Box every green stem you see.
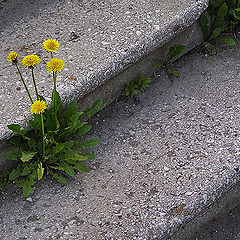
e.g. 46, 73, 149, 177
31, 68, 39, 100
53, 72, 57, 113
15, 63, 33, 104
41, 113, 45, 159
50, 52, 53, 58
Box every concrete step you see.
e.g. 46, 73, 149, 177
1, 40, 240, 240
0, 0, 208, 170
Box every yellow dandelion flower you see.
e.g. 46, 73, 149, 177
7, 51, 19, 63
30, 100, 47, 114
21, 55, 41, 68
46, 58, 65, 73
43, 39, 60, 52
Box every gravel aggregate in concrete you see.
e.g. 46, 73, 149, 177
0, 0, 208, 143
0, 40, 239, 239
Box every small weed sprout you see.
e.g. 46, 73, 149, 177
156, 45, 185, 77
123, 73, 152, 98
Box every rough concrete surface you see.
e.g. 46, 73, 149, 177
0, 40, 240, 239
0, 0, 208, 143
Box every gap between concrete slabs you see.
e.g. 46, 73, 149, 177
0, 0, 208, 171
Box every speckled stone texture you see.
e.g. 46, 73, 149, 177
0, 0, 208, 144
0, 41, 239, 239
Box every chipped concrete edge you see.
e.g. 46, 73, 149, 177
0, 2, 208, 172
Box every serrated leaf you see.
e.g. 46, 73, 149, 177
80, 139, 100, 149
83, 99, 103, 118
59, 114, 87, 139
46, 115, 59, 132
37, 162, 44, 180
200, 14, 210, 39
210, 0, 224, 8
125, 88, 130, 96
217, 37, 236, 46
215, 3, 228, 26
85, 152, 96, 160
51, 172, 67, 184
16, 178, 26, 187
7, 124, 30, 140
233, 9, 240, 20
217, 3, 228, 19
65, 150, 88, 161
203, 41, 211, 48
167, 45, 175, 58
209, 27, 222, 40
76, 124, 92, 137
156, 60, 164, 67
9, 165, 22, 180
169, 45, 185, 60
27, 139, 36, 149
51, 143, 65, 157
75, 162, 88, 172
73, 153, 88, 161
20, 151, 37, 163
229, 8, 234, 15
220, 22, 230, 31
92, 99, 103, 112
21, 166, 31, 176
168, 67, 179, 77
64, 99, 78, 119
64, 140, 75, 149
29, 114, 41, 131
61, 163, 75, 176
0, 170, 9, 188
23, 180, 34, 196
49, 165, 64, 170
9, 168, 21, 180
5, 148, 19, 161
8, 136, 22, 147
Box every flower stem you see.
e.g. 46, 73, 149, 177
50, 52, 53, 59
40, 113, 45, 159
53, 72, 57, 113
31, 68, 39, 100
15, 63, 33, 104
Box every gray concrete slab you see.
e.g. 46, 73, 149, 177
0, 40, 239, 239
0, 0, 208, 145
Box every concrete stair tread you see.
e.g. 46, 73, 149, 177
0, 0, 207, 143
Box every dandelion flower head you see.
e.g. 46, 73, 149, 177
21, 55, 41, 68
46, 58, 65, 73
43, 39, 60, 52
30, 100, 47, 114
7, 51, 19, 63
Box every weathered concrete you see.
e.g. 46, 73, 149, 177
0, 0, 207, 149
0, 40, 239, 239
